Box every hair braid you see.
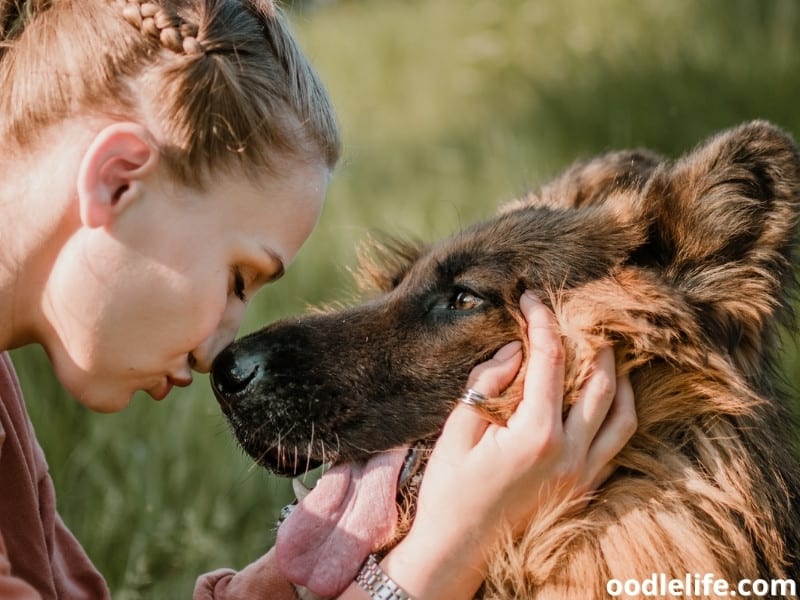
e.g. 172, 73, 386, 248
119, 0, 203, 55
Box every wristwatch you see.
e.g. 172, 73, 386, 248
355, 554, 413, 600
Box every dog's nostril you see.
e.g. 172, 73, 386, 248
211, 347, 260, 398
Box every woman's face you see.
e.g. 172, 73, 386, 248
43, 160, 328, 412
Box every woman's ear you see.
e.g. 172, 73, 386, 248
77, 122, 160, 228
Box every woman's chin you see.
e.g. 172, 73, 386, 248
70, 383, 134, 413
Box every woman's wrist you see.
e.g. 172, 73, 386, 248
374, 527, 490, 600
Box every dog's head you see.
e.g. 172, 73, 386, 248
210, 121, 800, 596
212, 120, 799, 471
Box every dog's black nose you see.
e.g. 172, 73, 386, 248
211, 346, 260, 399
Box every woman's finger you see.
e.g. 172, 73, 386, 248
563, 346, 617, 455
437, 402, 491, 455
507, 291, 565, 433
587, 463, 615, 492
583, 373, 637, 478
438, 340, 523, 454
464, 340, 523, 393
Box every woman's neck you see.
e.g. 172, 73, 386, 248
0, 181, 42, 351
1, 119, 107, 352
0, 204, 32, 351
0, 159, 81, 352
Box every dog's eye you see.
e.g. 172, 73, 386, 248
450, 290, 483, 311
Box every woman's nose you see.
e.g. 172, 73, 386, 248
191, 337, 232, 373
190, 305, 245, 373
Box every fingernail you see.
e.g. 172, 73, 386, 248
522, 290, 541, 304
494, 340, 522, 361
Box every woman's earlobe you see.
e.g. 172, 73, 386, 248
77, 122, 159, 228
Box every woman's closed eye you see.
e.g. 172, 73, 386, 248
231, 267, 248, 302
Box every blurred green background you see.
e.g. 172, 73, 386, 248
9, 0, 800, 597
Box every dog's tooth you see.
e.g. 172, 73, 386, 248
293, 477, 313, 502
277, 501, 296, 527
398, 447, 423, 488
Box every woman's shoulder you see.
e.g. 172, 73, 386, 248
0, 351, 33, 460
0, 352, 23, 418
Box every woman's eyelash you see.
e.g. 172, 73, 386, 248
232, 268, 247, 302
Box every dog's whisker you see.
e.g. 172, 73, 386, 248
304, 423, 315, 475
251, 444, 274, 473
333, 433, 342, 461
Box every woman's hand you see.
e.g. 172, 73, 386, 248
371, 291, 637, 600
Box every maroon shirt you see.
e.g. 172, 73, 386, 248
0, 352, 109, 599
0, 353, 296, 599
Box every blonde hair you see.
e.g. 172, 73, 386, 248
0, 0, 340, 184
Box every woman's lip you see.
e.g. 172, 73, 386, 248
150, 379, 173, 401
168, 374, 193, 388
147, 374, 192, 401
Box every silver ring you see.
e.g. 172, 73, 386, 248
460, 388, 488, 407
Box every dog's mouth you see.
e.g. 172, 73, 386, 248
258, 447, 325, 477
273, 442, 430, 597
286, 443, 426, 503
252, 442, 426, 483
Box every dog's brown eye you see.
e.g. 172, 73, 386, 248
451, 290, 483, 311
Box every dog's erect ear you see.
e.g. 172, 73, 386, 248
502, 148, 662, 213
642, 120, 800, 375
354, 233, 427, 293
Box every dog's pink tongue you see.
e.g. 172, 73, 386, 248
275, 449, 406, 597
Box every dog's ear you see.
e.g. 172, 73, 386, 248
641, 120, 800, 375
501, 149, 662, 213
354, 233, 427, 293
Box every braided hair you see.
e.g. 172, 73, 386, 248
120, 1, 205, 55
0, 0, 340, 184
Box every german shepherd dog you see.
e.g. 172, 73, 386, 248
212, 121, 800, 598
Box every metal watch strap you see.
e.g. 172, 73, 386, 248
355, 554, 413, 600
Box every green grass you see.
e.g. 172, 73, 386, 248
11, 0, 800, 597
